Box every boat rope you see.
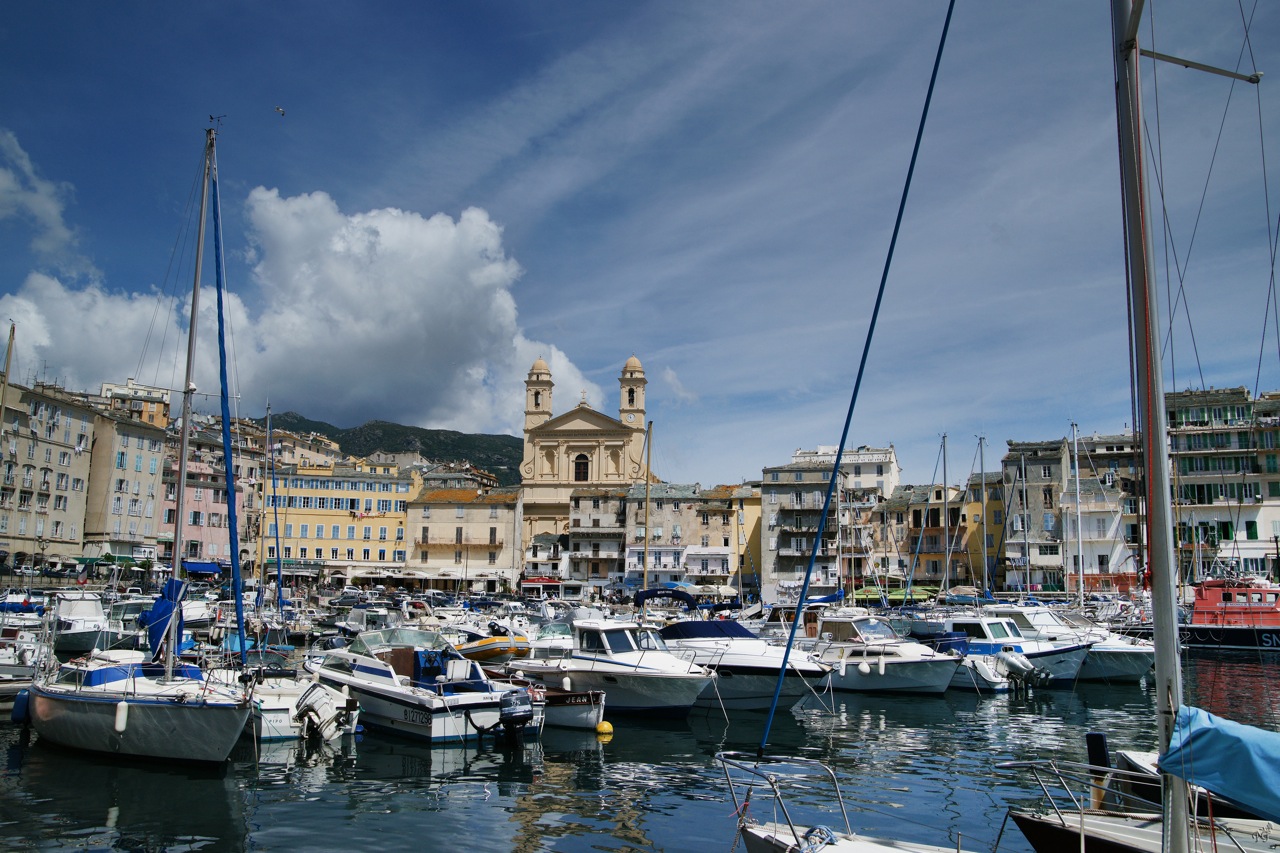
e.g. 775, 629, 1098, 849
757, 0, 957, 758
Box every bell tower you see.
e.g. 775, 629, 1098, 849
618, 354, 646, 430
525, 357, 553, 431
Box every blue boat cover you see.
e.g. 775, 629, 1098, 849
137, 579, 186, 663
659, 620, 757, 641
634, 588, 697, 610
1160, 704, 1280, 823
183, 560, 223, 574
801, 589, 845, 605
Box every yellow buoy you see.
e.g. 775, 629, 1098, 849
596, 720, 613, 736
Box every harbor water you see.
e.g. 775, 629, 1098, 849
2, 651, 1276, 851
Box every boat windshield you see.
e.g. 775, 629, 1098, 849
854, 618, 899, 642
348, 628, 449, 655
535, 621, 573, 640
601, 629, 637, 653
635, 628, 669, 652
997, 620, 1024, 638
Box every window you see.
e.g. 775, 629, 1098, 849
347, 526, 356, 539
489, 526, 497, 545
378, 526, 388, 540
574, 454, 589, 482
455, 527, 463, 544
362, 526, 372, 540
1041, 465, 1052, 478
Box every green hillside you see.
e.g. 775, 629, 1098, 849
263, 412, 523, 486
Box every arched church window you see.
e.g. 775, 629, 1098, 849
533, 391, 542, 408
574, 454, 589, 482
627, 388, 635, 406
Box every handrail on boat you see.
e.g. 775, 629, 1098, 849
716, 750, 854, 844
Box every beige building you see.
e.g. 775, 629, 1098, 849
82, 410, 167, 566
519, 356, 652, 543
406, 486, 522, 593
0, 382, 99, 575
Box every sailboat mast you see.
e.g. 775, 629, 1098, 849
166, 126, 214, 680
1073, 422, 1084, 608
172, 129, 214, 587
0, 322, 13, 442
642, 420, 652, 593
1111, 0, 1189, 845
979, 436, 988, 593
941, 434, 950, 591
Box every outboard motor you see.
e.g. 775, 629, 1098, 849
499, 688, 534, 733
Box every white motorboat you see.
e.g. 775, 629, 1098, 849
931, 612, 1088, 687
657, 618, 828, 709
983, 603, 1154, 683
305, 626, 543, 743
49, 591, 108, 655
808, 612, 960, 695
517, 617, 714, 717
208, 649, 359, 742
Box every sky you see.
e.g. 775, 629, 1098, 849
1, 2, 1278, 490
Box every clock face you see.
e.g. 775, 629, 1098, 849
626, 413, 635, 422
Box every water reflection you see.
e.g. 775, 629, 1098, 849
0, 653, 1273, 853
2, 727, 246, 851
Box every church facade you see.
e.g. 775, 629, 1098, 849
520, 355, 653, 541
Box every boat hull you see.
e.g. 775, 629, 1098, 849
1120, 623, 1280, 651
27, 684, 250, 763
316, 670, 542, 742
821, 657, 959, 695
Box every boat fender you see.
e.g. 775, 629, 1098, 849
836, 660, 847, 678
114, 700, 129, 733
877, 656, 885, 676
562, 676, 572, 692
10, 689, 30, 724
857, 661, 871, 676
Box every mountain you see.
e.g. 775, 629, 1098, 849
262, 412, 524, 486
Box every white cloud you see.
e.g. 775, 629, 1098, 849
0, 187, 599, 437
661, 366, 697, 404
0, 131, 96, 280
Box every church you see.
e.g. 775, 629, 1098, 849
520, 355, 654, 541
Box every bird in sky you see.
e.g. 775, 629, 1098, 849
274, 106, 285, 116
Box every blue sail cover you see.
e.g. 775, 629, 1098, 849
1160, 705, 1280, 823
137, 578, 186, 662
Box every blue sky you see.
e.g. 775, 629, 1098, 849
1, 2, 1277, 489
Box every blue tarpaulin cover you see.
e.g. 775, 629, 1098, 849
137, 579, 186, 663
1160, 704, 1280, 823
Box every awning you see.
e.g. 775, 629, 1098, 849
182, 560, 224, 574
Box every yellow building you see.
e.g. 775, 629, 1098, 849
520, 356, 652, 543
259, 459, 418, 589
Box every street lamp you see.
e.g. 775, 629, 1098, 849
36, 536, 48, 579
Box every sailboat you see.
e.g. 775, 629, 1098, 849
16, 127, 252, 763
1007, 2, 1280, 850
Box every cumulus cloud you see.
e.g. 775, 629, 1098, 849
239, 188, 599, 431
0, 184, 598, 437
0, 131, 96, 279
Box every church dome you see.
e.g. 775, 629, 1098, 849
623, 355, 643, 372
529, 357, 550, 374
